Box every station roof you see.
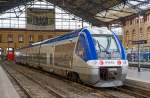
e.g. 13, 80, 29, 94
0, 0, 32, 13
46, 0, 125, 26
0, 0, 149, 26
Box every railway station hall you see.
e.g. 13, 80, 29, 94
0, 0, 150, 98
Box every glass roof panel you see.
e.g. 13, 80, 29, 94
139, 4, 150, 9
128, 0, 150, 10
95, 4, 137, 22
95, 0, 150, 22
129, 1, 140, 5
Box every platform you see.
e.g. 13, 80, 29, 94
129, 62, 150, 68
0, 65, 20, 98
125, 67, 150, 90
127, 67, 150, 83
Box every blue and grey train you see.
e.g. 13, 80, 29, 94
127, 52, 150, 62
15, 27, 128, 87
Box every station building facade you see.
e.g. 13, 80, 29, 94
123, 9, 150, 49
0, 28, 70, 53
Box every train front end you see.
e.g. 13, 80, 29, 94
75, 27, 128, 87
89, 28, 128, 87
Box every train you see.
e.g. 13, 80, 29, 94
0, 48, 14, 61
15, 27, 128, 87
7, 48, 15, 61
127, 52, 150, 62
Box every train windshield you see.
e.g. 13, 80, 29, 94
92, 35, 121, 59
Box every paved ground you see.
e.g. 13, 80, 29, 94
127, 67, 150, 83
0, 65, 20, 98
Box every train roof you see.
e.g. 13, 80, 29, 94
43, 27, 112, 44
88, 27, 112, 35
16, 27, 113, 50
15, 28, 82, 50
43, 29, 81, 44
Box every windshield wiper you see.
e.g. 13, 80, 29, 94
97, 40, 102, 52
96, 40, 110, 54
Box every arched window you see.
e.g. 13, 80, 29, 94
132, 29, 135, 33
132, 29, 136, 40
125, 30, 129, 46
147, 26, 150, 32
140, 27, 143, 33
126, 30, 129, 35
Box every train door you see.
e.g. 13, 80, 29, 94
49, 45, 54, 68
7, 48, 14, 61
41, 44, 54, 72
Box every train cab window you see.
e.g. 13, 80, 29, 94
76, 34, 88, 61
92, 35, 120, 59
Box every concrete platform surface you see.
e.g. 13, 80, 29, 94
127, 67, 150, 83
0, 65, 20, 98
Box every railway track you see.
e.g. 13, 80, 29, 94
6, 70, 29, 98
2, 63, 65, 98
113, 85, 150, 98
2, 61, 150, 98
2, 62, 104, 98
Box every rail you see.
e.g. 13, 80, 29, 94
2, 61, 150, 98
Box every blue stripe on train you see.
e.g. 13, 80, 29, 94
44, 29, 81, 44
112, 31, 126, 60
81, 29, 97, 61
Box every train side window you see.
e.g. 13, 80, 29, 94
76, 34, 88, 61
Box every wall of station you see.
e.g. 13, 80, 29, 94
0, 28, 70, 53
123, 10, 150, 49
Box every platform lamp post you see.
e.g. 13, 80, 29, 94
137, 12, 143, 72
137, 13, 141, 72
